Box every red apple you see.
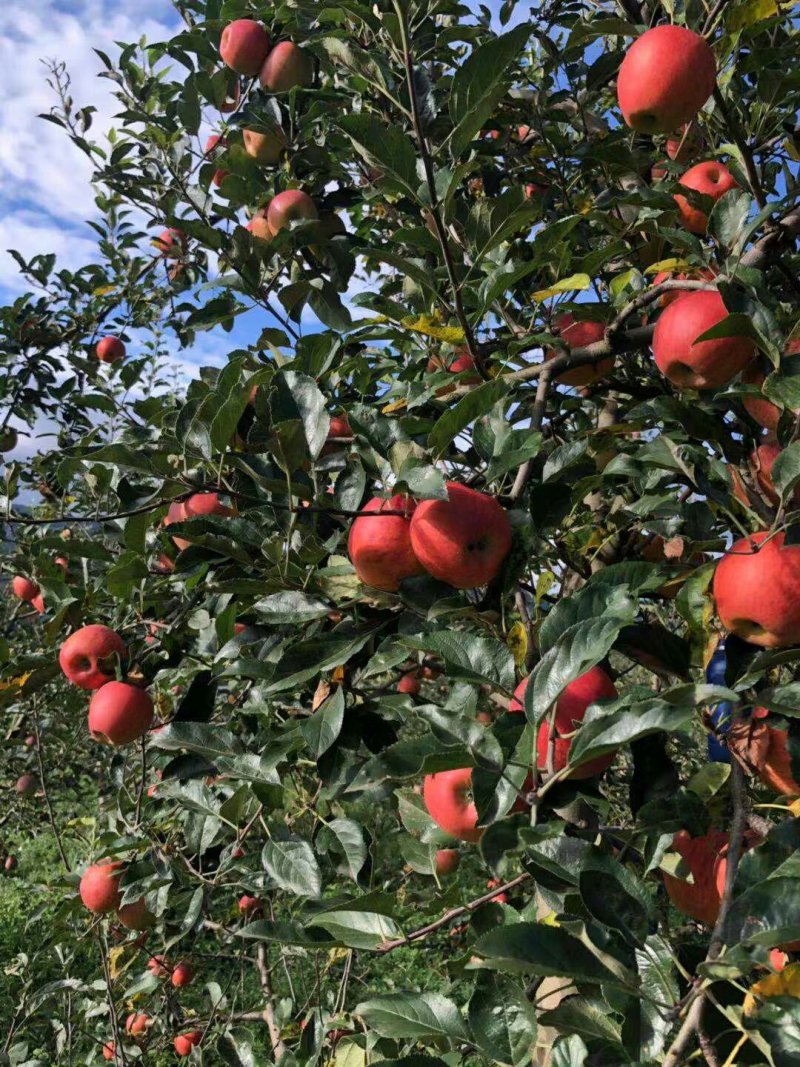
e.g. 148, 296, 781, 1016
11, 576, 39, 602
663, 829, 731, 925
15, 773, 37, 795
348, 494, 424, 592
174, 1031, 203, 1057
753, 716, 800, 796
4, 855, 16, 872
96, 337, 126, 364
59, 625, 125, 689
652, 267, 717, 308
153, 228, 185, 258
117, 898, 155, 931
80, 861, 123, 913
321, 413, 352, 455
617, 26, 716, 134
148, 954, 170, 978
713, 531, 800, 647
674, 161, 738, 234
125, 1013, 151, 1038
165, 492, 235, 551
102, 1041, 117, 1062
54, 555, 68, 573
88, 681, 153, 745
247, 214, 273, 243
486, 878, 508, 904
548, 313, 612, 387
259, 41, 314, 92
769, 949, 789, 971
171, 960, 194, 987
243, 126, 287, 165
422, 767, 482, 842
266, 189, 318, 236
409, 482, 512, 589
220, 19, 271, 76
652, 290, 755, 390
731, 440, 782, 507
666, 123, 705, 164
30, 593, 45, 614
204, 133, 228, 187
238, 894, 262, 916
435, 848, 460, 876
510, 666, 618, 778
426, 349, 481, 396
397, 671, 420, 696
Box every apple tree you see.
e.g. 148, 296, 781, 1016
4, 1, 800, 1065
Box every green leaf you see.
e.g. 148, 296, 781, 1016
538, 995, 622, 1046
316, 817, 367, 881
569, 697, 695, 768
301, 688, 345, 758
402, 633, 515, 691
355, 993, 468, 1041
474, 923, 634, 987
339, 115, 419, 200
253, 591, 332, 624
309, 909, 400, 949
578, 848, 653, 947
636, 936, 679, 1061
771, 441, 800, 499
262, 838, 322, 898
468, 972, 537, 1067
276, 371, 330, 459
707, 188, 752, 252
150, 723, 243, 759
429, 379, 509, 456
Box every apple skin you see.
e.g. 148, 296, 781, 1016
171, 960, 194, 987
174, 1031, 203, 1057
204, 133, 228, 187
220, 19, 271, 76
674, 161, 738, 234
548, 313, 613, 387
666, 123, 705, 164
510, 666, 618, 778
426, 349, 481, 396
713, 531, 800, 647
125, 1013, 151, 1038
218, 77, 241, 113
731, 441, 783, 507
88, 681, 153, 746
15, 773, 37, 795
11, 576, 39, 602
239, 894, 262, 916
247, 215, 273, 243
259, 41, 314, 92
617, 26, 716, 134
409, 482, 512, 589
59, 624, 126, 690
652, 267, 717, 308
4, 855, 16, 871
321, 413, 352, 455
435, 848, 460, 876
652, 290, 755, 390
266, 189, 318, 236
165, 492, 235, 551
154, 228, 185, 258
397, 671, 421, 696
117, 898, 155, 931
96, 337, 126, 364
102, 1041, 117, 1062
148, 955, 170, 978
80, 861, 123, 913
348, 494, 424, 592
663, 829, 731, 925
243, 126, 287, 165
422, 767, 482, 842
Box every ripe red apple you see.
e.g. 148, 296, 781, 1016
321, 413, 352, 455
102, 1041, 117, 1062
652, 290, 755, 390
11, 576, 39, 602
426, 349, 481, 396
165, 492, 235, 551
96, 337, 126, 364
243, 126, 287, 165
259, 41, 314, 92
666, 123, 705, 164
674, 161, 738, 234
741, 340, 800, 431
30, 593, 45, 614
731, 440, 782, 507
247, 215, 273, 243
88, 681, 153, 745
117, 898, 155, 930
148, 954, 170, 978
239, 894, 262, 916
125, 1013, 151, 1038
220, 19, 271, 76
617, 26, 716, 134
423, 768, 482, 842
510, 666, 618, 778
348, 494, 424, 592
171, 960, 194, 987
652, 267, 717, 308
174, 1031, 203, 1057
59, 625, 126, 689
204, 133, 228, 187
266, 189, 318, 236
435, 848, 460, 876
80, 861, 123, 913
753, 716, 800, 796
548, 313, 613, 387
153, 228, 185, 258
397, 671, 420, 696
409, 482, 512, 589
713, 531, 800, 647
486, 878, 508, 904
15, 773, 37, 795
662, 829, 732, 925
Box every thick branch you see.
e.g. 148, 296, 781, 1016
256, 944, 288, 1060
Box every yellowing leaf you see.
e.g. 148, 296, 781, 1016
332, 665, 346, 685
728, 0, 780, 31
0, 672, 31, 693
381, 398, 408, 414
108, 945, 127, 980
531, 273, 591, 303
643, 258, 692, 276
400, 315, 465, 344
539, 910, 559, 926
92, 284, 117, 296
506, 622, 528, 669
744, 963, 800, 1015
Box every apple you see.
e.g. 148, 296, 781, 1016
397, 671, 420, 696
165, 492, 235, 551
171, 960, 194, 987
96, 337, 126, 364
59, 625, 126, 689
55, 555, 68, 573
486, 878, 508, 904
88, 681, 153, 745
79, 861, 123, 913
259, 41, 314, 93
247, 214, 273, 243
243, 126, 287, 165
423, 767, 482, 842
153, 227, 185, 258
11, 576, 39, 602
321, 413, 352, 455
24, 735, 35, 747
741, 340, 800, 431
4, 855, 16, 872
510, 666, 618, 778
674, 161, 738, 234
125, 1013, 151, 1038
204, 133, 228, 187
617, 26, 716, 134
15, 773, 37, 795
174, 1031, 203, 1057
662, 829, 731, 925
548, 313, 613, 387
652, 266, 717, 308
220, 19, 271, 76
102, 1041, 117, 1062
435, 848, 460, 876
713, 531, 800, 647
652, 290, 755, 390
409, 482, 512, 589
666, 123, 705, 164
266, 189, 318, 236
348, 494, 424, 591
148, 954, 170, 978
770, 949, 789, 972
117, 898, 155, 931
239, 894, 262, 916
753, 715, 800, 796
426, 348, 481, 396
731, 440, 782, 507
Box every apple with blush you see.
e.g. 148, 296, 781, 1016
674, 161, 738, 234
652, 290, 755, 390
259, 41, 314, 92
348, 494, 424, 592
96, 337, 126, 364
220, 19, 271, 76
80, 861, 123, 913
88, 681, 153, 746
713, 531, 800, 647
422, 767, 482, 842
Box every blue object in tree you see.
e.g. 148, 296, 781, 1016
706, 641, 732, 763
